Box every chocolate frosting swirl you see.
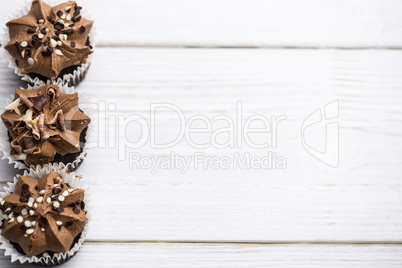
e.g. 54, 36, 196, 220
1, 84, 91, 166
5, 0, 93, 79
0, 172, 87, 257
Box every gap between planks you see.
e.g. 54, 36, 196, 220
83, 241, 402, 246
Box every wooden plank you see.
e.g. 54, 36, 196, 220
1, 244, 402, 267
1, 0, 402, 48
1, 48, 402, 242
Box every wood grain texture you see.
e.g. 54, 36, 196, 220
2, 244, 402, 267
1, 48, 402, 242
1, 0, 402, 48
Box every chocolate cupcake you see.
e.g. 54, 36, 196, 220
0, 84, 91, 170
2, 0, 95, 85
0, 165, 90, 266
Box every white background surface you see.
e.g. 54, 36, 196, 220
1, 0, 402, 267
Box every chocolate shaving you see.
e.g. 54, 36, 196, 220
23, 136, 35, 149
73, 208, 80, 214
65, 221, 73, 227
10, 140, 23, 154
57, 111, 65, 130
28, 95, 49, 112
70, 41, 76, 48
19, 95, 34, 109
38, 115, 45, 132
80, 26, 85, 33
57, 10, 63, 17
23, 147, 41, 155
19, 197, 28, 202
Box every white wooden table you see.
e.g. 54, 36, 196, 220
1, 0, 402, 267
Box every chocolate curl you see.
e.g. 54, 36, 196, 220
23, 147, 41, 155
38, 114, 45, 132
47, 87, 60, 107
23, 136, 35, 149
48, 110, 65, 130
28, 95, 49, 112
57, 111, 65, 130
10, 140, 23, 154
19, 95, 34, 109
41, 125, 58, 142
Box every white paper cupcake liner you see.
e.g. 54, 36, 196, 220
0, 163, 92, 266
0, 0, 98, 86
0, 81, 97, 171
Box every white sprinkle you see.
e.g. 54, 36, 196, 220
58, 19, 64, 24
27, 57, 35, 66
21, 209, 28, 216
57, 40, 63, 47
34, 203, 38, 208
55, 49, 63, 56
42, 252, 49, 258
51, 39, 58, 47
31, 221, 36, 226
21, 50, 25, 58
47, 197, 51, 204
25, 221, 31, 228
41, 228, 45, 232
29, 210, 34, 216
45, 28, 50, 33
24, 234, 28, 237
54, 184, 59, 187
38, 33, 44, 39
5, 208, 11, 213
53, 201, 60, 208
65, 6, 71, 12
64, 23, 70, 28
63, 190, 69, 196
8, 213, 13, 219
68, 189, 74, 193
58, 196, 65, 202
61, 13, 66, 19
56, 221, 62, 226
38, 19, 44, 24
0, 200, 4, 205
42, 46, 48, 52
39, 190, 46, 195
21, 41, 28, 47
17, 216, 23, 223
28, 197, 35, 203
66, 14, 71, 21
27, 202, 33, 207
36, 27, 40, 32
8, 217, 14, 223
3, 215, 8, 220
26, 228, 34, 235
37, 197, 44, 203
